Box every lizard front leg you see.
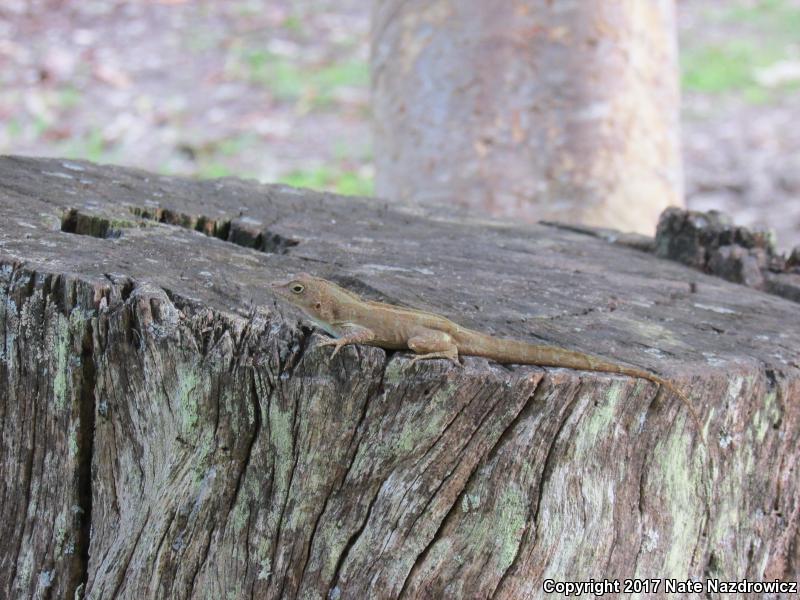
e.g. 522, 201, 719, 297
318, 324, 375, 359
407, 327, 461, 367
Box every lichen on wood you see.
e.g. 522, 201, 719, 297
0, 156, 798, 599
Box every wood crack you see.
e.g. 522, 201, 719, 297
71, 316, 96, 598
488, 383, 549, 598
223, 368, 263, 531
328, 478, 384, 594
272, 378, 302, 600
398, 377, 538, 597
7, 269, 40, 597
109, 507, 151, 599
296, 357, 385, 597
187, 517, 216, 598
529, 381, 583, 545
381, 379, 479, 531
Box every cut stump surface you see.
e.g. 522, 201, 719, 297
0, 156, 798, 599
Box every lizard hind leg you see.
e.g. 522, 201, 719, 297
407, 328, 461, 367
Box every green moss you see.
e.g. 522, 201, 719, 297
322, 525, 351, 576
256, 536, 273, 581
495, 486, 527, 572
750, 378, 779, 444
656, 430, 705, 576
0, 296, 18, 366
108, 218, 139, 230
269, 395, 295, 493
382, 361, 405, 385
394, 382, 459, 455
726, 375, 745, 403
578, 384, 621, 450
418, 537, 454, 573
225, 585, 244, 600
177, 367, 202, 432
269, 398, 294, 455
232, 499, 250, 534
192, 433, 216, 486
53, 509, 68, 555
461, 492, 481, 513
68, 422, 79, 458
53, 314, 71, 410
17, 552, 33, 589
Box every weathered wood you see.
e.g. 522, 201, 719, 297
655, 207, 800, 305
0, 156, 798, 599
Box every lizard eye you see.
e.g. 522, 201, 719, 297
290, 283, 305, 294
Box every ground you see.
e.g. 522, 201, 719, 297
1, 0, 798, 250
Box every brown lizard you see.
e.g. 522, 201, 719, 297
270, 272, 702, 431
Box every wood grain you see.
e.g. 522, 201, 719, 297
0, 156, 797, 599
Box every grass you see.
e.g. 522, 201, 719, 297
282, 15, 304, 35
57, 129, 112, 163
58, 86, 81, 110
228, 47, 368, 106
5, 118, 23, 140
279, 166, 373, 196
721, 0, 800, 36
682, 42, 777, 92
682, 0, 800, 103
681, 41, 796, 103
197, 162, 235, 179
190, 161, 374, 196
216, 133, 259, 156
313, 61, 369, 91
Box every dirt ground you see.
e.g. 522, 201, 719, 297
1, 0, 798, 250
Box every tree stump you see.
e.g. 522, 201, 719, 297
0, 156, 798, 599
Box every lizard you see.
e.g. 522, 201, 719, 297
270, 272, 703, 432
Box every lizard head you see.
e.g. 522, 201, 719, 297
270, 272, 333, 319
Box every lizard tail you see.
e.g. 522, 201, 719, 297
456, 329, 703, 433
454, 329, 625, 370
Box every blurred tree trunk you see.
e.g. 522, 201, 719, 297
371, 0, 683, 235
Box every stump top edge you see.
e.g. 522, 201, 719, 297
1, 155, 798, 374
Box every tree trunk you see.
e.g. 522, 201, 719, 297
1, 157, 798, 599
372, 0, 684, 235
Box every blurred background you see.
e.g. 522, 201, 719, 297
1, 0, 798, 249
